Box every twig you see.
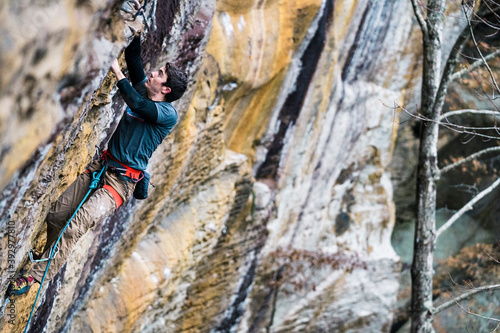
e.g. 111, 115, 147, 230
436, 177, 500, 240
449, 272, 465, 288
482, 249, 500, 264
451, 49, 500, 82
453, 296, 500, 323
393, 104, 500, 140
480, 0, 500, 22
464, 3, 500, 95
474, 2, 500, 30
440, 146, 500, 175
434, 284, 500, 314
465, 280, 476, 289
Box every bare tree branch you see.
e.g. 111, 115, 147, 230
464, 3, 500, 95
394, 104, 500, 140
434, 284, 500, 314
436, 177, 500, 240
475, 3, 500, 31
411, 0, 429, 37
450, 293, 500, 323
439, 122, 500, 131
451, 49, 500, 82
431, 4, 477, 118
440, 109, 500, 120
440, 146, 500, 175
433, 1, 500, 116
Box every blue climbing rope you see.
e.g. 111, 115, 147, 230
23, 165, 107, 333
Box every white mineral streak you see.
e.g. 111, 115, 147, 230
253, 182, 271, 209
242, 0, 415, 330
237, 15, 246, 31
220, 12, 234, 38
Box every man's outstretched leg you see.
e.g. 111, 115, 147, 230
43, 160, 103, 253
7, 161, 100, 296
8, 169, 133, 295
30, 186, 117, 283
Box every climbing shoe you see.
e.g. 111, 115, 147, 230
7, 274, 35, 296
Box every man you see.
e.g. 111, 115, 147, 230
9, 35, 188, 295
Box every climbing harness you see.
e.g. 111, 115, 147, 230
22, 164, 107, 333
102, 150, 153, 200
102, 150, 143, 182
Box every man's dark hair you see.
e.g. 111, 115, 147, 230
163, 63, 188, 103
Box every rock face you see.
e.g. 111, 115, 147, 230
0, 0, 420, 332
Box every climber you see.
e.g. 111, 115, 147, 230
7, 34, 188, 296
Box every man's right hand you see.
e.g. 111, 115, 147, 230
111, 59, 126, 81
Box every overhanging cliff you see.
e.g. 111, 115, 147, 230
0, 0, 421, 332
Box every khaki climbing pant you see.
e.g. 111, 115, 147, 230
30, 160, 135, 282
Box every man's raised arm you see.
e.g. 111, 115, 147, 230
110, 59, 158, 123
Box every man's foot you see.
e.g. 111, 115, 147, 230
7, 274, 36, 296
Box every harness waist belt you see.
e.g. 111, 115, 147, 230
101, 150, 143, 182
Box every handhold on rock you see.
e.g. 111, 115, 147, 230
120, 0, 156, 33
121, 0, 142, 15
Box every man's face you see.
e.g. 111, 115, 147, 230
145, 66, 169, 100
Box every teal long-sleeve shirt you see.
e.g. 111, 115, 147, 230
108, 37, 178, 171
